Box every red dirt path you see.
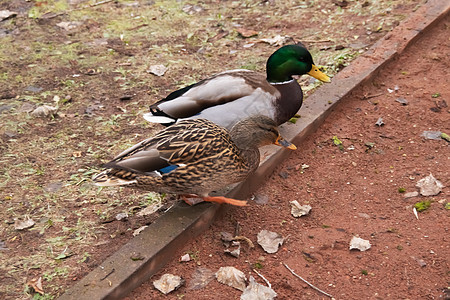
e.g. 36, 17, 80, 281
127, 14, 449, 300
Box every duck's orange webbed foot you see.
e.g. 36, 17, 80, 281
202, 196, 248, 206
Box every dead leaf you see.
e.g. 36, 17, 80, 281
189, 267, 214, 290
31, 105, 58, 118
236, 28, 258, 38
241, 276, 277, 300
221, 231, 234, 244
260, 35, 292, 46
224, 241, 241, 258
257, 230, 284, 254
72, 151, 82, 158
153, 274, 184, 294
14, 218, 35, 230
56, 21, 82, 31
19, 102, 35, 113
290, 201, 311, 217
416, 173, 444, 196
216, 266, 246, 291
27, 277, 44, 295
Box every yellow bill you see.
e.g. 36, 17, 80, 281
308, 64, 331, 83
275, 135, 297, 150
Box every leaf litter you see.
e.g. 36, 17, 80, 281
290, 200, 312, 217
189, 267, 215, 290
153, 273, 184, 294
257, 230, 284, 254
416, 173, 444, 196
241, 276, 277, 300
147, 64, 168, 76
215, 266, 247, 291
14, 217, 35, 230
31, 105, 58, 118
26, 277, 44, 295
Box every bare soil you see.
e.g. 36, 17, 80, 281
127, 14, 450, 300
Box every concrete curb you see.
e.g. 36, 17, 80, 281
59, 1, 450, 299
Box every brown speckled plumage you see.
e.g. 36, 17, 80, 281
93, 116, 293, 201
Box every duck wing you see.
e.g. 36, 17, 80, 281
144, 70, 279, 127
103, 119, 230, 176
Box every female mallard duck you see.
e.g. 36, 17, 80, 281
93, 116, 296, 206
143, 43, 330, 130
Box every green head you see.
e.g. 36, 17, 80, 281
266, 44, 330, 83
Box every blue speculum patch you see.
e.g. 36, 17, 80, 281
158, 165, 179, 174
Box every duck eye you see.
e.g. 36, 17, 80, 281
258, 125, 278, 135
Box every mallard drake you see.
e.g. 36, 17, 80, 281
143, 43, 330, 129
93, 115, 296, 206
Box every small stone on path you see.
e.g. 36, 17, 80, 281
0, 10, 17, 21
349, 236, 371, 251
148, 64, 168, 76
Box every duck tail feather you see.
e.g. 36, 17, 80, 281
143, 113, 176, 125
92, 170, 137, 187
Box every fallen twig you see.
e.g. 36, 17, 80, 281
253, 269, 271, 288
361, 92, 383, 100
233, 235, 254, 248
283, 263, 333, 299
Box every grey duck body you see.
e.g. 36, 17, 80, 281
143, 44, 330, 130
